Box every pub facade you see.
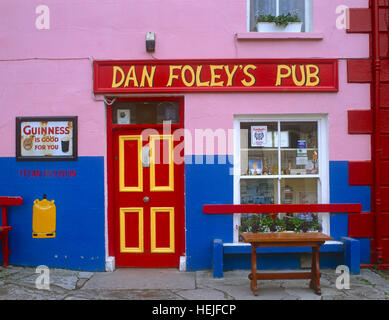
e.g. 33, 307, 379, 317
1, 0, 387, 272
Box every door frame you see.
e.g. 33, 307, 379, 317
106, 96, 185, 262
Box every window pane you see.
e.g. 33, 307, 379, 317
250, 0, 276, 31
112, 101, 179, 125
256, 0, 276, 16
240, 179, 278, 232
241, 179, 278, 204
251, 0, 309, 32
280, 178, 319, 223
280, 178, 317, 204
240, 122, 278, 176
279, 0, 306, 31
280, 121, 318, 175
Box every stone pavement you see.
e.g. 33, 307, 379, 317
0, 265, 389, 300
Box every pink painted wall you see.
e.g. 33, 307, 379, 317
0, 0, 370, 161
185, 60, 371, 161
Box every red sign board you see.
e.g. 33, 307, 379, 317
94, 59, 338, 93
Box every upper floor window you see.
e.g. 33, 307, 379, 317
248, 0, 312, 32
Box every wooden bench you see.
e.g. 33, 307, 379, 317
240, 232, 333, 296
203, 203, 362, 295
0, 197, 23, 266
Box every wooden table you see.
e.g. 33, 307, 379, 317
240, 232, 333, 296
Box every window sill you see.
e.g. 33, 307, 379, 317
235, 32, 324, 41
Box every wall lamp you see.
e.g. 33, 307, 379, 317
146, 32, 156, 52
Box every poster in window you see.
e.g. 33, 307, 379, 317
251, 126, 267, 147
248, 158, 263, 175
117, 109, 130, 124
297, 140, 307, 149
298, 191, 317, 205
274, 131, 289, 148
16, 117, 78, 161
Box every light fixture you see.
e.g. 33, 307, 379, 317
146, 32, 155, 52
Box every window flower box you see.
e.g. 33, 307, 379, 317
256, 21, 303, 33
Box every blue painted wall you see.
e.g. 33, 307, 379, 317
1, 156, 371, 271
224, 253, 343, 270
185, 155, 234, 270
329, 161, 371, 262
0, 157, 105, 271
185, 158, 371, 271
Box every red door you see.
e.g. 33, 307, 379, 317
108, 99, 185, 268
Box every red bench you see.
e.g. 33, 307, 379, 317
0, 197, 23, 266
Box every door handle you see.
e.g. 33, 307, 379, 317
143, 196, 150, 203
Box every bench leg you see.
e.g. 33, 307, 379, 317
309, 246, 321, 295
212, 239, 223, 278
2, 232, 9, 267
250, 244, 258, 296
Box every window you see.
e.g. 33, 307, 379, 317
234, 115, 329, 242
248, 0, 312, 32
112, 101, 180, 125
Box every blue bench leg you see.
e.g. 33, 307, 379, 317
213, 239, 223, 278
341, 237, 360, 275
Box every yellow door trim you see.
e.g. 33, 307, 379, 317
150, 135, 174, 192
119, 135, 143, 192
119, 207, 144, 253
150, 207, 175, 253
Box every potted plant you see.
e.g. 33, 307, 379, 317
256, 11, 302, 33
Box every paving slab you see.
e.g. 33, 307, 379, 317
173, 288, 233, 300
64, 289, 183, 300
81, 268, 196, 290
20, 273, 79, 291
196, 270, 297, 300
0, 283, 68, 300
1, 266, 389, 300
0, 266, 31, 282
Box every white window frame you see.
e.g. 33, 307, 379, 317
233, 114, 329, 243
247, 0, 313, 32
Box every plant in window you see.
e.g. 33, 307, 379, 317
257, 12, 301, 27
290, 216, 303, 232
284, 216, 295, 231
256, 10, 303, 33
310, 215, 322, 232
301, 220, 311, 233
239, 214, 322, 234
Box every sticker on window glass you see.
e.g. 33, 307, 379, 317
297, 140, 307, 149
274, 131, 289, 148
251, 126, 267, 147
117, 109, 130, 124
296, 156, 308, 166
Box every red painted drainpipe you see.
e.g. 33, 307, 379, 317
372, 0, 383, 264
